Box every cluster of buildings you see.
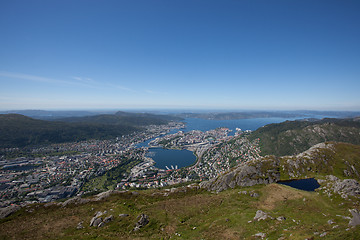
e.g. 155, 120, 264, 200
118, 128, 261, 189
0, 122, 184, 207
0, 121, 261, 208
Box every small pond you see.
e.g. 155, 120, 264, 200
277, 178, 320, 191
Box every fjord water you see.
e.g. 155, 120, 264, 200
140, 117, 302, 169
277, 178, 321, 191
146, 148, 196, 169
182, 117, 300, 134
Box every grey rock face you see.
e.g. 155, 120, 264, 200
333, 179, 360, 198
348, 209, 360, 227
200, 158, 280, 192
94, 190, 114, 201
133, 214, 149, 231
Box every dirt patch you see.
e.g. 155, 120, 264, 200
256, 184, 307, 210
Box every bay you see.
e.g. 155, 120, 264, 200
146, 147, 196, 170
139, 117, 313, 169
182, 117, 300, 134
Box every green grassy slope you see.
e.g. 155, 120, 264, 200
0, 184, 359, 240
248, 118, 360, 156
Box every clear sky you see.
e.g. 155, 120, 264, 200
1, 0, 359, 111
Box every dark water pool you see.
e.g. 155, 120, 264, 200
277, 178, 320, 191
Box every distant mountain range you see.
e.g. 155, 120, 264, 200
175, 110, 360, 120
2, 109, 360, 121
0, 112, 181, 148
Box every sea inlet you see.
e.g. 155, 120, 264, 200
146, 148, 196, 170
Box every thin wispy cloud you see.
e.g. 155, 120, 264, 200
145, 89, 168, 95
105, 83, 136, 93
71, 76, 96, 84
0, 71, 135, 92
0, 71, 73, 85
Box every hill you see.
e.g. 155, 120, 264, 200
0, 112, 179, 148
248, 117, 360, 156
58, 111, 181, 126
201, 142, 360, 191
1, 142, 360, 239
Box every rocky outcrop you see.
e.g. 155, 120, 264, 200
133, 214, 149, 231
60, 196, 91, 207
318, 175, 360, 199
253, 210, 273, 221
0, 205, 20, 219
333, 179, 360, 198
200, 157, 280, 192
89, 211, 113, 228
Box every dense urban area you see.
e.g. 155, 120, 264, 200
0, 121, 261, 208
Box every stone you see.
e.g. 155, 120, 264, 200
133, 214, 149, 231
104, 215, 113, 223
93, 211, 104, 218
348, 209, 360, 227
77, 221, 84, 229
93, 217, 103, 227
253, 210, 273, 221
119, 214, 129, 217
97, 222, 105, 228
254, 232, 266, 238
327, 219, 335, 225
320, 232, 327, 237
276, 216, 286, 221
250, 192, 259, 198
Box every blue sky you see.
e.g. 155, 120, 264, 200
0, 0, 359, 111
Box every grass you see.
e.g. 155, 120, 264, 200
1, 183, 359, 240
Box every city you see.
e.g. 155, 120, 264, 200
0, 121, 261, 208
